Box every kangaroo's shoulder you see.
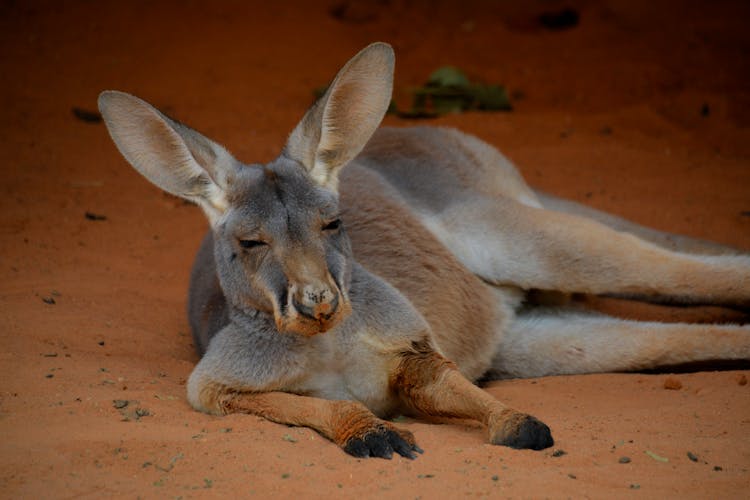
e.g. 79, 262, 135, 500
338, 163, 499, 379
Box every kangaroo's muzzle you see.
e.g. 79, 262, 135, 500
293, 290, 340, 321
276, 281, 350, 336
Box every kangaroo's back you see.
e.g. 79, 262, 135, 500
356, 127, 542, 213
188, 231, 228, 355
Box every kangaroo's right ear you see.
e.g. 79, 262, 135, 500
98, 91, 237, 224
284, 42, 395, 192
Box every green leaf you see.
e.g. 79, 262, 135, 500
473, 84, 512, 111
427, 66, 470, 89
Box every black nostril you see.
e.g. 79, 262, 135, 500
292, 297, 316, 320
278, 290, 289, 315
327, 293, 339, 318
292, 293, 339, 321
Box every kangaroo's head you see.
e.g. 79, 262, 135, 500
97, 43, 394, 336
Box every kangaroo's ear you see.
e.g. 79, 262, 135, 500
285, 42, 394, 192
98, 90, 238, 224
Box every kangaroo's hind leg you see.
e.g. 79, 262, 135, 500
534, 190, 744, 257
489, 308, 750, 379
430, 196, 750, 309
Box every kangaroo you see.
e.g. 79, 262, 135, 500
98, 42, 750, 459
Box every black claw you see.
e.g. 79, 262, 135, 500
387, 431, 417, 459
364, 432, 394, 459
506, 416, 554, 451
343, 427, 423, 459
343, 438, 370, 458
387, 430, 424, 459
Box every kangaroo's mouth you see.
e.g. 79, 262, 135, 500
292, 292, 340, 323
274, 291, 351, 337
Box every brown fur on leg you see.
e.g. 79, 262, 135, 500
391, 340, 554, 450
215, 388, 420, 459
390, 339, 459, 413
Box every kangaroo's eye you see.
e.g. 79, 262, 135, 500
322, 219, 342, 231
239, 239, 266, 249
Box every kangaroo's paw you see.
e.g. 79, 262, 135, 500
489, 412, 554, 451
342, 422, 423, 459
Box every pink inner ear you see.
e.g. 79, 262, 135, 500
320, 50, 393, 152
99, 91, 233, 225
287, 44, 394, 192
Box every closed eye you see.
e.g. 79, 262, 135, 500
239, 239, 266, 249
322, 218, 342, 231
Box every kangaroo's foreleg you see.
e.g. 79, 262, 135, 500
390, 340, 554, 450
206, 387, 422, 459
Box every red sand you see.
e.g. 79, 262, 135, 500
1, 1, 749, 498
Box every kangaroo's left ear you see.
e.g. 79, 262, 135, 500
98, 90, 239, 225
284, 42, 395, 192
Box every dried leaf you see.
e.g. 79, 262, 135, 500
645, 450, 669, 462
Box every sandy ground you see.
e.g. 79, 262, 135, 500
1, 0, 749, 498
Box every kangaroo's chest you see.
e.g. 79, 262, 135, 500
289, 327, 402, 417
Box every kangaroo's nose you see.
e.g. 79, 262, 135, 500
292, 285, 339, 321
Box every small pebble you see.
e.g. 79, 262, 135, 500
72, 107, 103, 123
687, 451, 699, 462
618, 456, 631, 464
85, 211, 107, 221
663, 377, 682, 390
